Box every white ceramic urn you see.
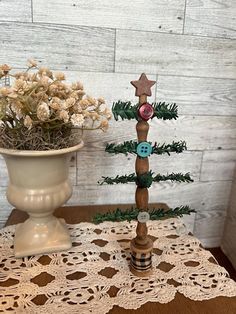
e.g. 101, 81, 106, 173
0, 141, 83, 258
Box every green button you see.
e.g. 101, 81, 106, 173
136, 142, 152, 158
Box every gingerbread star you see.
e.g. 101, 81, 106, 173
131, 73, 156, 97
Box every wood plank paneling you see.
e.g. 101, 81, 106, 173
68, 153, 77, 186
80, 115, 236, 151
0, 156, 9, 187
12, 69, 236, 117
29, 70, 236, 117
67, 180, 231, 242
181, 213, 196, 234
10, 69, 236, 117
115, 30, 236, 79
0, 179, 230, 230
193, 178, 232, 247
77, 148, 202, 186
154, 180, 231, 212
63, 71, 156, 105
185, 0, 236, 39
70, 179, 231, 210
194, 210, 227, 247
0, 0, 32, 22
0, 186, 10, 229
150, 116, 236, 150
157, 75, 236, 116
33, 0, 185, 34
68, 180, 231, 242
0, 22, 115, 72
151, 151, 202, 180
201, 150, 236, 181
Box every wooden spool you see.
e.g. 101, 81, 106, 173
130, 74, 156, 277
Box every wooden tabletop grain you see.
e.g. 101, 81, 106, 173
3, 204, 236, 314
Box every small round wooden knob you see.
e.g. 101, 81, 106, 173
138, 103, 154, 121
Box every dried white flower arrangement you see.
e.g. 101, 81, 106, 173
0, 60, 111, 150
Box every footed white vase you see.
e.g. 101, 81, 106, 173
0, 141, 83, 258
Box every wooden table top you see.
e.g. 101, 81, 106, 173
4, 204, 236, 314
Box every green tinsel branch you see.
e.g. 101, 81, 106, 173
93, 205, 195, 224
99, 173, 136, 185
112, 101, 139, 121
153, 102, 178, 120
105, 140, 187, 156
112, 101, 178, 121
98, 171, 193, 188
153, 172, 193, 183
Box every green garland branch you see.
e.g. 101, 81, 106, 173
98, 171, 194, 188
112, 101, 178, 121
99, 173, 136, 185
93, 205, 195, 224
105, 140, 187, 156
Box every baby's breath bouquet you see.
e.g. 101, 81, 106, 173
0, 60, 111, 150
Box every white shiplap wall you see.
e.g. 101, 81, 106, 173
0, 0, 236, 248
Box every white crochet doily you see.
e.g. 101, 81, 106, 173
0, 218, 236, 313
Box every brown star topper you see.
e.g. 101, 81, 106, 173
131, 73, 156, 97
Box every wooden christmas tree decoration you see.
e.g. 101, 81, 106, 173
95, 73, 195, 277
130, 73, 155, 276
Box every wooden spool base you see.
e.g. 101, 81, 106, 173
130, 265, 153, 277
130, 237, 153, 277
